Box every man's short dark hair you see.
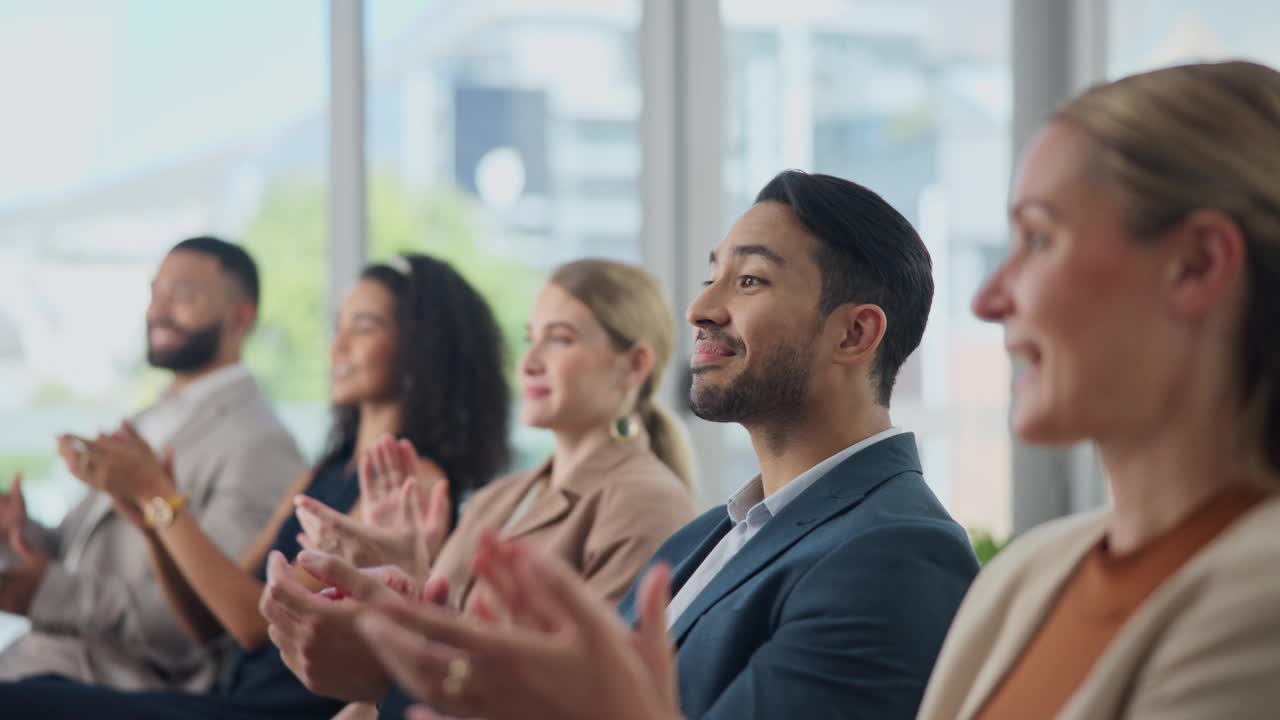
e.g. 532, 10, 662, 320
170, 236, 260, 307
755, 170, 934, 407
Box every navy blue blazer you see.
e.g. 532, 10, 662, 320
617, 432, 978, 720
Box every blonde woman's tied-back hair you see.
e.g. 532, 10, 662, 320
1055, 60, 1280, 476
550, 259, 696, 491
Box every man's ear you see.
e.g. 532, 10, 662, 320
232, 302, 258, 337
829, 303, 887, 367
1165, 208, 1247, 322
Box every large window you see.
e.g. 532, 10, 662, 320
1109, 0, 1280, 76
0, 1, 328, 643
366, 0, 642, 467
720, 0, 1013, 536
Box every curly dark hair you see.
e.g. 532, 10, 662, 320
321, 254, 511, 522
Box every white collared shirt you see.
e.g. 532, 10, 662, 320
132, 363, 251, 451
665, 427, 906, 628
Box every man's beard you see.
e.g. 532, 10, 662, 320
146, 320, 222, 372
689, 336, 812, 425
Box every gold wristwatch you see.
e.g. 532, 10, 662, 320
142, 494, 188, 530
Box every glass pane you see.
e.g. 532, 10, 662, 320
366, 0, 642, 467
1109, 0, 1280, 76
720, 0, 1012, 537
0, 1, 328, 642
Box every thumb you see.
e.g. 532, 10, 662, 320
423, 480, 450, 543
296, 550, 384, 602
633, 563, 679, 707
420, 575, 450, 607
121, 421, 146, 445
161, 447, 176, 477
9, 473, 24, 509
8, 525, 37, 565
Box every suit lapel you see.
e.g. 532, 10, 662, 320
670, 433, 923, 645
668, 515, 734, 595
617, 512, 732, 624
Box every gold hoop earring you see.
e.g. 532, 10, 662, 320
610, 415, 640, 441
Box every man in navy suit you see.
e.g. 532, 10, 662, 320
613, 170, 979, 718
268, 170, 980, 719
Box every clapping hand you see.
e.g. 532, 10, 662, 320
56, 424, 175, 529
355, 532, 683, 720
295, 436, 449, 577
0, 472, 49, 616
0, 472, 28, 540
259, 548, 449, 702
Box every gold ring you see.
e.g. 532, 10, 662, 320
441, 656, 471, 697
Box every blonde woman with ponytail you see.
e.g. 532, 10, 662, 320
426, 258, 697, 610
918, 60, 1280, 719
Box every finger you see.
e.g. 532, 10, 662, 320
633, 563, 678, 703
423, 480, 451, 550
119, 422, 149, 449
8, 472, 20, 499
368, 565, 416, 599
161, 447, 176, 476
296, 550, 390, 604
364, 596, 490, 654
405, 704, 450, 720
292, 503, 328, 545
421, 576, 450, 607
357, 451, 376, 503
467, 591, 500, 626
527, 543, 612, 622
120, 421, 145, 441
297, 532, 320, 553
377, 441, 400, 491
295, 495, 359, 534
481, 538, 559, 632
400, 482, 430, 576
397, 439, 420, 476
8, 525, 36, 565
471, 538, 525, 627
355, 610, 462, 704
261, 550, 320, 619
370, 443, 391, 498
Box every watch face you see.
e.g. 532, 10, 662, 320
146, 497, 174, 528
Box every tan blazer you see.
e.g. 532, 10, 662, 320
918, 493, 1280, 720
432, 432, 695, 609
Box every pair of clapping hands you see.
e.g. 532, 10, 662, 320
55, 423, 177, 529
262, 531, 682, 720
292, 435, 450, 580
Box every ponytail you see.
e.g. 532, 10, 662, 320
638, 395, 695, 491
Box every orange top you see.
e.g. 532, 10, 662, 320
977, 486, 1265, 719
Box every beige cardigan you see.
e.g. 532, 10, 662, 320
918, 493, 1280, 720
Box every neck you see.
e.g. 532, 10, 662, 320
746, 395, 892, 498
169, 356, 238, 395
355, 401, 403, 459
1099, 386, 1273, 555
550, 422, 620, 487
